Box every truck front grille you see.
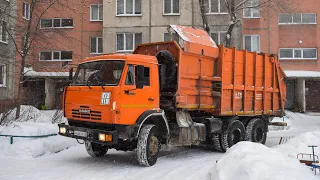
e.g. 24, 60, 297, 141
72, 106, 102, 121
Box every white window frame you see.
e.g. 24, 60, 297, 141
163, 0, 180, 15
279, 48, 318, 60
40, 18, 74, 29
90, 37, 103, 54
23, 2, 30, 20
211, 31, 227, 45
0, 21, 8, 44
243, 35, 260, 52
243, 0, 260, 18
90, 4, 103, 21
116, 0, 142, 17
116, 32, 141, 52
206, 0, 228, 14
278, 13, 317, 25
0, 64, 6, 87
39, 51, 73, 61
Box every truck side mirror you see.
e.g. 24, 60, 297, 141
136, 65, 145, 89
69, 68, 73, 82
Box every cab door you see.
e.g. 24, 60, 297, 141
119, 64, 159, 125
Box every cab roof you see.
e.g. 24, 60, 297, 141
80, 53, 158, 65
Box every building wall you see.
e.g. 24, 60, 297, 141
11, 0, 103, 109
0, 0, 17, 100
103, 0, 242, 53
242, 0, 320, 71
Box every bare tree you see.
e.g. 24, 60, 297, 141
198, 0, 289, 47
2, 0, 81, 119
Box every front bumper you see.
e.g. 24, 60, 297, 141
58, 124, 118, 145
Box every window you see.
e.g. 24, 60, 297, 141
279, 48, 317, 60
135, 66, 150, 86
211, 32, 227, 45
117, 0, 142, 16
164, 32, 179, 42
40, 18, 73, 28
90, 37, 103, 54
164, 0, 179, 15
117, 32, 142, 52
125, 65, 135, 85
40, 19, 73, 28
244, 35, 260, 52
0, 64, 6, 87
279, 13, 317, 24
0, 21, 8, 43
204, 0, 227, 14
23, 2, 30, 20
40, 51, 73, 61
243, 0, 260, 18
90, 4, 103, 21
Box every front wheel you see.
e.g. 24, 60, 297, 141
85, 141, 108, 157
137, 125, 160, 166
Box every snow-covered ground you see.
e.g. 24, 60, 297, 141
1, 108, 320, 180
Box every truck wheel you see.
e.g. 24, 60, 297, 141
245, 118, 267, 144
220, 120, 245, 152
212, 134, 223, 152
137, 125, 160, 167
85, 141, 108, 157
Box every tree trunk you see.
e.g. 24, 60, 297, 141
199, 0, 210, 34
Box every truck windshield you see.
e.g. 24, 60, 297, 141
72, 60, 125, 86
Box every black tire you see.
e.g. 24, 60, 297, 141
245, 118, 267, 144
212, 134, 223, 152
85, 141, 108, 157
137, 125, 160, 167
220, 120, 246, 152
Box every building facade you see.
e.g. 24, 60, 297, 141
242, 0, 320, 112
103, 0, 242, 53
0, 0, 17, 102
14, 0, 103, 109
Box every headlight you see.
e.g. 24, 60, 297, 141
99, 133, 106, 141
59, 127, 66, 134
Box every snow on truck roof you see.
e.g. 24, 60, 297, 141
170, 25, 218, 48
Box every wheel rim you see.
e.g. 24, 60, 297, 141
231, 128, 241, 144
149, 136, 159, 156
255, 127, 264, 142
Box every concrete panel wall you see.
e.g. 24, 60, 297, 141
295, 78, 306, 112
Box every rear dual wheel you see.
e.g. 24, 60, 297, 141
245, 118, 267, 144
212, 120, 245, 152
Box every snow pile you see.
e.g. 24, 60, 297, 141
0, 106, 77, 158
0, 136, 77, 158
208, 142, 318, 180
0, 105, 51, 124
276, 131, 320, 159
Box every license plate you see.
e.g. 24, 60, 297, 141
74, 131, 87, 137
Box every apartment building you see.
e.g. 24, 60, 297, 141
103, 0, 242, 53
0, 0, 17, 102
15, 0, 103, 109
242, 0, 320, 112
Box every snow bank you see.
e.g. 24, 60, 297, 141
208, 142, 318, 180
0, 136, 77, 158
0, 106, 76, 158
0, 105, 51, 124
276, 131, 320, 159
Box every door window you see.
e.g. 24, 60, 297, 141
125, 64, 135, 85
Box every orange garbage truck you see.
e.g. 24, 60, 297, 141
58, 25, 286, 166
